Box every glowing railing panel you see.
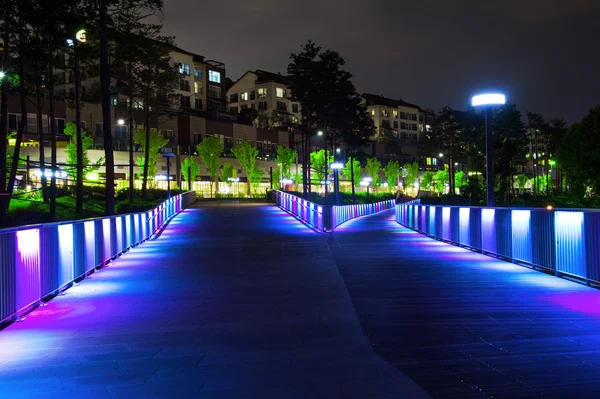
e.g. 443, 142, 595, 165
396, 203, 600, 288
0, 191, 197, 323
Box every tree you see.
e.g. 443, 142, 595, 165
342, 158, 362, 188
288, 40, 373, 197
310, 149, 333, 184
134, 127, 168, 186
516, 173, 529, 193
63, 122, 103, 179
196, 137, 223, 198
231, 141, 259, 196
220, 161, 234, 191
454, 171, 468, 193
272, 167, 281, 190
384, 160, 400, 192
493, 104, 527, 201
403, 162, 419, 188
364, 157, 382, 189
249, 168, 264, 195
421, 171, 435, 191
430, 107, 463, 197
275, 146, 297, 179
433, 169, 449, 193
181, 157, 200, 190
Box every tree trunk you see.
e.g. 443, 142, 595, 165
100, 0, 114, 215
0, 8, 9, 225
350, 154, 356, 204
128, 64, 135, 203
4, 20, 28, 215
74, 42, 84, 216
36, 87, 47, 197
48, 33, 57, 221
142, 96, 150, 197
306, 134, 312, 194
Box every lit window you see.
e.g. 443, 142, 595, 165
194, 82, 202, 94
179, 63, 190, 75
194, 67, 202, 79
240, 92, 249, 101
426, 157, 431, 166
393, 110, 398, 118
432, 158, 437, 166
258, 88, 267, 97
208, 70, 221, 83
276, 88, 286, 98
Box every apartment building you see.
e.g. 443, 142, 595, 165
362, 93, 423, 143
227, 70, 301, 128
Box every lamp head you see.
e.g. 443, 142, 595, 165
471, 93, 506, 107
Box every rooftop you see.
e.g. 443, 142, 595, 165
362, 93, 421, 110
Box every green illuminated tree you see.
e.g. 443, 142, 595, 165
421, 171, 435, 191
310, 149, 333, 184
196, 137, 224, 198
383, 159, 400, 192
275, 146, 297, 178
342, 158, 362, 188
64, 122, 102, 178
232, 141, 259, 196
220, 161, 234, 192
454, 170, 468, 193
134, 127, 168, 187
181, 157, 200, 190
249, 168, 264, 195
516, 173, 529, 193
403, 161, 419, 188
433, 169, 449, 193
364, 157, 382, 189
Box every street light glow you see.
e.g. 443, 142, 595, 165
117, 119, 125, 125
0, 71, 5, 80
336, 148, 341, 153
330, 162, 344, 169
317, 131, 323, 136
438, 153, 443, 157
471, 93, 506, 107
75, 29, 87, 43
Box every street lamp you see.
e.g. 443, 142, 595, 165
331, 162, 343, 205
163, 152, 175, 199
471, 92, 506, 207
360, 177, 372, 202
438, 153, 443, 158
117, 119, 125, 125
0, 71, 5, 80
317, 131, 323, 136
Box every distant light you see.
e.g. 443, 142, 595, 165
8, 138, 16, 146
117, 119, 125, 125
546, 205, 553, 210
75, 29, 87, 43
383, 182, 388, 186
330, 162, 344, 169
320, 180, 331, 185
549, 160, 556, 165
86, 172, 99, 181
66, 39, 74, 47
336, 148, 341, 153
155, 175, 173, 180
317, 131, 323, 136
227, 177, 240, 182
438, 153, 443, 158
363, 177, 372, 182
0, 71, 4, 79
471, 93, 506, 107
281, 178, 293, 184
60, 171, 67, 177
454, 162, 458, 166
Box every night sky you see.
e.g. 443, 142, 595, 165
162, 0, 599, 123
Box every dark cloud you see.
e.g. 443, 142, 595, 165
162, 0, 600, 122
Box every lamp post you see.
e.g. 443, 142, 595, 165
361, 177, 372, 202
163, 152, 175, 199
471, 93, 506, 207
331, 162, 343, 205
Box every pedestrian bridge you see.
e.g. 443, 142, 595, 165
1, 199, 599, 398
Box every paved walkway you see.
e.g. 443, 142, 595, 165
0, 201, 429, 399
329, 209, 600, 399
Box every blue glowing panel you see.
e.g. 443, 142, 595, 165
511, 210, 532, 263
459, 207, 470, 247
530, 210, 556, 270
442, 207, 451, 240
555, 211, 586, 278
15, 229, 40, 311
481, 209, 496, 253
57, 224, 74, 287
427, 206, 436, 236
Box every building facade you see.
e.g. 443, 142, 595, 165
227, 70, 301, 129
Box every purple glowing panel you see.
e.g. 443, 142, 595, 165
511, 210, 532, 263
442, 207, 451, 240
57, 224, 74, 286
15, 229, 41, 311
115, 216, 123, 253
125, 215, 132, 248
459, 207, 470, 247
481, 208, 496, 253
84, 221, 95, 272
102, 218, 111, 262
555, 211, 586, 278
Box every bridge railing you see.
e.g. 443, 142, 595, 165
396, 202, 600, 286
0, 191, 197, 324
272, 190, 395, 232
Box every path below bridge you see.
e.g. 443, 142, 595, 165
0, 201, 428, 399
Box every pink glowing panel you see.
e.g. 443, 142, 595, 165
15, 229, 41, 311
115, 216, 123, 253
57, 224, 74, 286
102, 218, 111, 261
84, 221, 95, 272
